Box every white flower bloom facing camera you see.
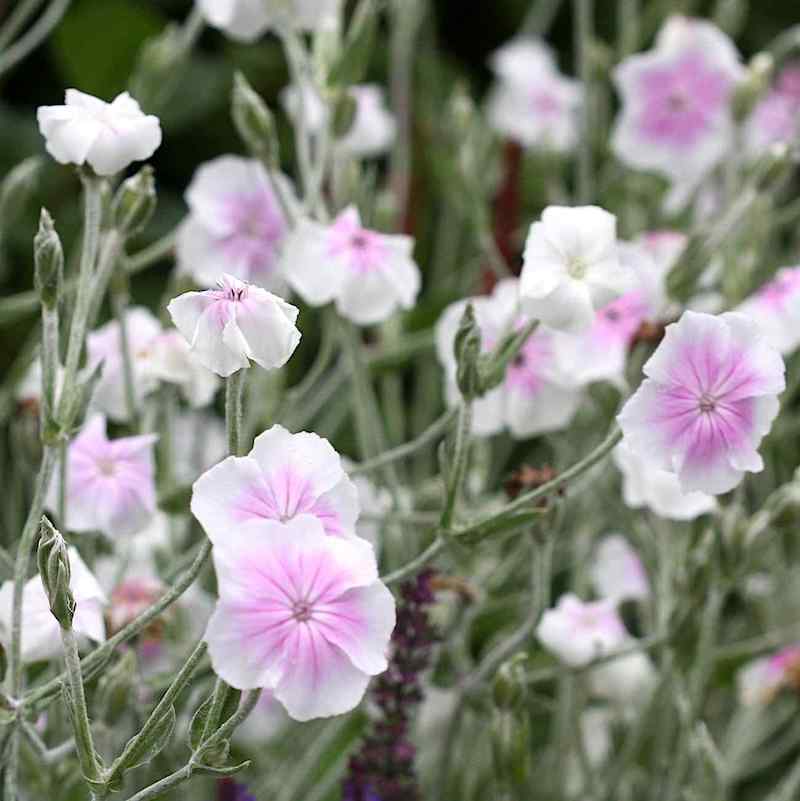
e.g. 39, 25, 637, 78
37, 90, 161, 176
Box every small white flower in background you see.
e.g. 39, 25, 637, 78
88, 309, 219, 419
590, 535, 650, 604
15, 358, 65, 412
737, 645, 800, 705
37, 90, 161, 176
281, 84, 396, 159
167, 273, 301, 377
611, 16, 743, 208
283, 206, 420, 325
0, 548, 105, 663
87, 307, 162, 421
617, 311, 785, 495
234, 690, 288, 747
735, 266, 800, 355
177, 156, 296, 291
486, 37, 582, 151
536, 594, 628, 667
197, 0, 339, 42
613, 442, 717, 521
48, 415, 158, 538
435, 278, 583, 437
346, 463, 392, 556
519, 205, 633, 334
588, 649, 658, 708
192, 424, 360, 542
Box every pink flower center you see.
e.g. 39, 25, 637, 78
327, 216, 387, 274
756, 269, 800, 311
292, 600, 314, 622
636, 51, 733, 147
96, 458, 117, 476
698, 393, 717, 413
530, 89, 561, 117
220, 191, 285, 281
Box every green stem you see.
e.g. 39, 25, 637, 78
226, 371, 246, 457
574, 0, 594, 204
56, 172, 104, 429
40, 304, 58, 429
0, 0, 46, 49
60, 625, 103, 782
112, 275, 140, 429
441, 402, 473, 529
0, 0, 71, 78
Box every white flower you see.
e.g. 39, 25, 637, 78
536, 594, 628, 667
198, 0, 339, 42
590, 535, 650, 604
37, 90, 161, 176
735, 266, 800, 355
167, 274, 301, 377
282, 206, 420, 325
171, 410, 228, 486
487, 38, 582, 151
0, 548, 105, 663
519, 206, 632, 334
147, 330, 220, 408
435, 278, 583, 437
177, 156, 296, 291
565, 708, 613, 797
281, 83, 396, 159
588, 649, 657, 707
613, 442, 717, 520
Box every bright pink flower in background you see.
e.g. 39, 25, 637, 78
618, 311, 785, 495
37, 90, 161, 176
177, 156, 295, 291
486, 38, 582, 151
735, 266, 800, 355
519, 205, 633, 334
613, 442, 717, 520
435, 279, 583, 437
204, 516, 395, 721
590, 535, 650, 604
536, 594, 628, 667
192, 424, 360, 543
0, 547, 105, 663
612, 16, 743, 207
50, 415, 157, 538
737, 644, 800, 705
167, 273, 301, 377
282, 207, 420, 326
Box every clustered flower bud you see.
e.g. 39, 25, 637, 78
112, 166, 156, 237
343, 570, 439, 801
33, 209, 63, 309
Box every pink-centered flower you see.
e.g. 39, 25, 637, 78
537, 594, 628, 667
735, 266, 800, 355
618, 311, 785, 495
177, 156, 295, 291
486, 37, 582, 151
519, 205, 633, 334
167, 273, 301, 378
37, 90, 161, 176
745, 63, 800, 157
737, 644, 800, 705
611, 16, 743, 205
192, 424, 360, 543
204, 516, 395, 721
590, 535, 650, 604
435, 279, 583, 437
282, 207, 420, 326
49, 415, 157, 538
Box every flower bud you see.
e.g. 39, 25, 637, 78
112, 166, 156, 237
232, 72, 280, 168
34, 209, 64, 309
454, 303, 482, 401
492, 652, 529, 709
733, 52, 774, 122
753, 141, 794, 189
37, 517, 75, 629
332, 90, 358, 138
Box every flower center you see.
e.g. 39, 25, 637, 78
351, 233, 369, 250
667, 92, 689, 112
96, 458, 117, 476
698, 393, 717, 414
567, 256, 587, 279
292, 600, 313, 622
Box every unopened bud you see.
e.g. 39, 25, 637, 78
492, 653, 529, 709
34, 209, 64, 309
232, 72, 279, 167
454, 303, 482, 400
332, 90, 358, 138
37, 517, 75, 629
112, 166, 156, 237
733, 52, 774, 122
